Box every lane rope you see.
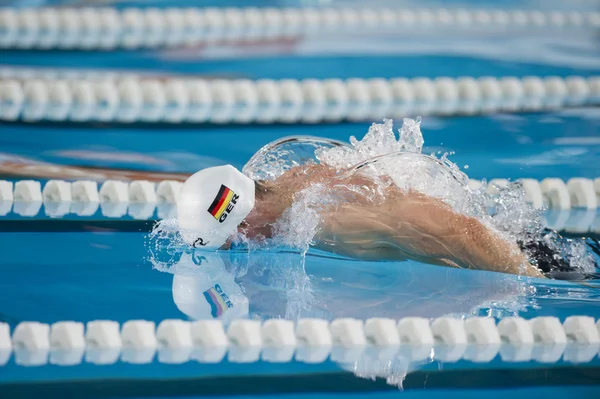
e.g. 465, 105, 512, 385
1, 316, 599, 366
1, 178, 600, 233
0, 75, 599, 123
1, 7, 599, 51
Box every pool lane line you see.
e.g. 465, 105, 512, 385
1, 220, 599, 240
1, 7, 599, 51
0, 219, 156, 233
1, 366, 600, 398
1, 75, 598, 124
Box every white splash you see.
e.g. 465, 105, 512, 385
315, 118, 424, 168
254, 117, 593, 274
243, 136, 346, 181
146, 217, 190, 271
272, 183, 327, 252
314, 118, 540, 240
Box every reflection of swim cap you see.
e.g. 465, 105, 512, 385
177, 165, 255, 249
172, 251, 249, 323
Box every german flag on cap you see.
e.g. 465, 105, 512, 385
207, 184, 235, 221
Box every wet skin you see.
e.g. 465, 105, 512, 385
238, 164, 545, 278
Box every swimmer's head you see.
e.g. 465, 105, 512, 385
177, 165, 255, 249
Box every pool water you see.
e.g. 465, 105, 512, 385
1, 227, 600, 323
1, 114, 600, 397
1, 0, 600, 398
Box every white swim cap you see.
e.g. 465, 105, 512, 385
177, 165, 255, 249
171, 251, 249, 323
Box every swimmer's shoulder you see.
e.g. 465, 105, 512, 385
276, 164, 338, 186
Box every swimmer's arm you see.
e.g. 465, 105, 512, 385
318, 192, 544, 278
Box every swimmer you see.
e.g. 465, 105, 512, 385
177, 164, 550, 278
9, 145, 590, 279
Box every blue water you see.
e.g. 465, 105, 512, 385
1, 228, 599, 325
1, 0, 600, 397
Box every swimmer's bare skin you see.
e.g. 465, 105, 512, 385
240, 164, 545, 278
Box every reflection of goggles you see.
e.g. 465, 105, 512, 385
171, 251, 249, 323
